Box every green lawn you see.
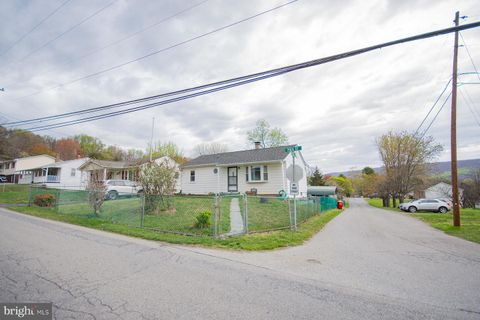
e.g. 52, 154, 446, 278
54, 195, 231, 236
7, 204, 342, 250
0, 184, 30, 204
367, 198, 401, 212
412, 208, 480, 244
367, 198, 480, 244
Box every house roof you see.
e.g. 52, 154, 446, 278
182, 145, 295, 168
79, 159, 137, 170
0, 154, 56, 163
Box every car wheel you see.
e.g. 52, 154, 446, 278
108, 190, 118, 200
438, 206, 448, 214
408, 206, 417, 213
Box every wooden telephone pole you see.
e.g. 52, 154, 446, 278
451, 11, 461, 226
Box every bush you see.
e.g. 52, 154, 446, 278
194, 211, 212, 229
34, 194, 56, 207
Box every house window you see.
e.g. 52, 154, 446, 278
263, 166, 268, 181
245, 167, 249, 182
190, 170, 195, 182
250, 166, 262, 181
11, 162, 15, 169
71, 168, 76, 177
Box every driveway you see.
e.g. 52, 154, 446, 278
1, 200, 479, 319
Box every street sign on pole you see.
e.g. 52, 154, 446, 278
290, 182, 299, 195
284, 145, 302, 153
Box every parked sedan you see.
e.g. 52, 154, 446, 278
399, 199, 450, 213
105, 180, 143, 200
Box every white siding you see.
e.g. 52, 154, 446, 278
180, 161, 305, 196
181, 166, 223, 195
35, 158, 89, 189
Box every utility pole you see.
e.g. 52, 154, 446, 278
451, 11, 461, 227
149, 117, 155, 162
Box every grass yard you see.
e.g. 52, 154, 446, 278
54, 195, 231, 236
247, 197, 291, 232
8, 205, 341, 250
367, 197, 480, 244
367, 198, 401, 212
412, 208, 480, 244
0, 184, 30, 204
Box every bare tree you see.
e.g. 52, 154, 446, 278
376, 131, 443, 206
247, 119, 288, 148
195, 142, 228, 156
87, 179, 107, 216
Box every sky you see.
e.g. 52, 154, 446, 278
0, 0, 479, 172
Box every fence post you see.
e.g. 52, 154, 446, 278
293, 195, 297, 231
55, 189, 60, 212
140, 193, 145, 228
28, 184, 33, 207
286, 197, 291, 230
213, 194, 217, 239
244, 194, 249, 234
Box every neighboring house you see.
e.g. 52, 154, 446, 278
418, 182, 464, 201
79, 156, 181, 192
79, 159, 139, 182
30, 158, 90, 189
0, 155, 56, 183
180, 143, 308, 196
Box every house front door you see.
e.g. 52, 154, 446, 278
227, 167, 238, 192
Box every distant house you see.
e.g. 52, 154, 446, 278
418, 182, 464, 201
79, 156, 181, 192
30, 158, 90, 189
180, 143, 308, 196
0, 155, 56, 183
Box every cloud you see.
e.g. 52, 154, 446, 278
0, 0, 479, 172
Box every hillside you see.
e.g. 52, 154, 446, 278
327, 158, 480, 180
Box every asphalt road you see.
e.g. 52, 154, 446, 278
1, 199, 479, 319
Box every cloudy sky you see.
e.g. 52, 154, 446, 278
0, 0, 479, 172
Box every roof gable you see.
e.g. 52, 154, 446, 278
183, 145, 295, 168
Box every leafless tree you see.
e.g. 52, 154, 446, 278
87, 179, 107, 216
376, 131, 443, 206
195, 142, 228, 156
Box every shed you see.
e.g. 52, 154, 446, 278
307, 186, 337, 197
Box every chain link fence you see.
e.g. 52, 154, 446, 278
27, 185, 340, 238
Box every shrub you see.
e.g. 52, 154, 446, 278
34, 194, 56, 207
194, 211, 212, 229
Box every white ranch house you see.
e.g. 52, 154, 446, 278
180, 144, 308, 196
79, 156, 181, 192
0, 154, 56, 184
30, 158, 90, 189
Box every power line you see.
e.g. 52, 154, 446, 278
12, 0, 298, 101
413, 79, 452, 136
4, 0, 210, 88
460, 32, 480, 81
0, 0, 72, 58
459, 87, 480, 127
6, 19, 480, 132
420, 92, 452, 138
413, 72, 479, 136
1, 0, 118, 71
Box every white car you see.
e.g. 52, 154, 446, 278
399, 199, 450, 213
105, 180, 143, 200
